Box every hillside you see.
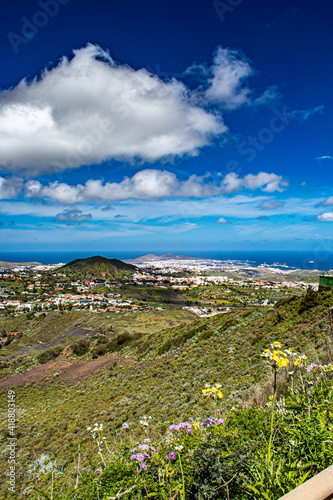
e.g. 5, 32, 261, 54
0, 289, 332, 498
60, 255, 137, 277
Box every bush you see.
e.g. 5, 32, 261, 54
37, 346, 63, 364
275, 295, 298, 309
190, 433, 252, 499
91, 344, 107, 358
71, 338, 91, 356
106, 332, 131, 352
298, 288, 319, 314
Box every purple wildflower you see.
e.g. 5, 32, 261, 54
138, 443, 155, 452
122, 422, 130, 430
140, 463, 147, 470
169, 421, 193, 432
95, 468, 102, 474
135, 453, 146, 462
168, 452, 177, 460
306, 363, 318, 373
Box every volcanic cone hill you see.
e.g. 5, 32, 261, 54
60, 255, 137, 278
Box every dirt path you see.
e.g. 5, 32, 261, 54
0, 354, 135, 389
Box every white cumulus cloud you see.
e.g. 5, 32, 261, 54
222, 172, 288, 194
0, 177, 23, 199
0, 44, 224, 173
23, 169, 288, 204
316, 212, 333, 222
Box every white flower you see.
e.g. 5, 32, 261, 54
175, 445, 184, 452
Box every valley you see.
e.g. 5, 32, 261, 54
0, 256, 332, 499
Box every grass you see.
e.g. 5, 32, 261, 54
0, 289, 332, 498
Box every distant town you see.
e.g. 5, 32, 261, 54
0, 254, 329, 320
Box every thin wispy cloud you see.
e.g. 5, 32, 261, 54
265, 8, 300, 30
204, 47, 279, 109
285, 105, 324, 122
55, 208, 92, 225
257, 200, 285, 210
316, 196, 333, 207
315, 156, 333, 161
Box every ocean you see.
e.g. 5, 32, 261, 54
0, 250, 333, 271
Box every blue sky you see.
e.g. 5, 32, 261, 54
0, 0, 332, 254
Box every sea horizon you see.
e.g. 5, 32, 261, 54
1, 250, 332, 271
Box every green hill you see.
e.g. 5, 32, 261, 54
0, 289, 332, 498
60, 255, 137, 278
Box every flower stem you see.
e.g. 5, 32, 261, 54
267, 368, 277, 465
178, 454, 185, 500
143, 473, 149, 498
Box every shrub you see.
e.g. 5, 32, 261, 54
91, 344, 107, 358
37, 346, 63, 364
274, 295, 298, 309
71, 338, 91, 355
190, 432, 252, 499
298, 288, 319, 314
106, 332, 132, 352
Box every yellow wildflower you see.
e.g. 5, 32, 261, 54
277, 357, 289, 368
202, 383, 223, 399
